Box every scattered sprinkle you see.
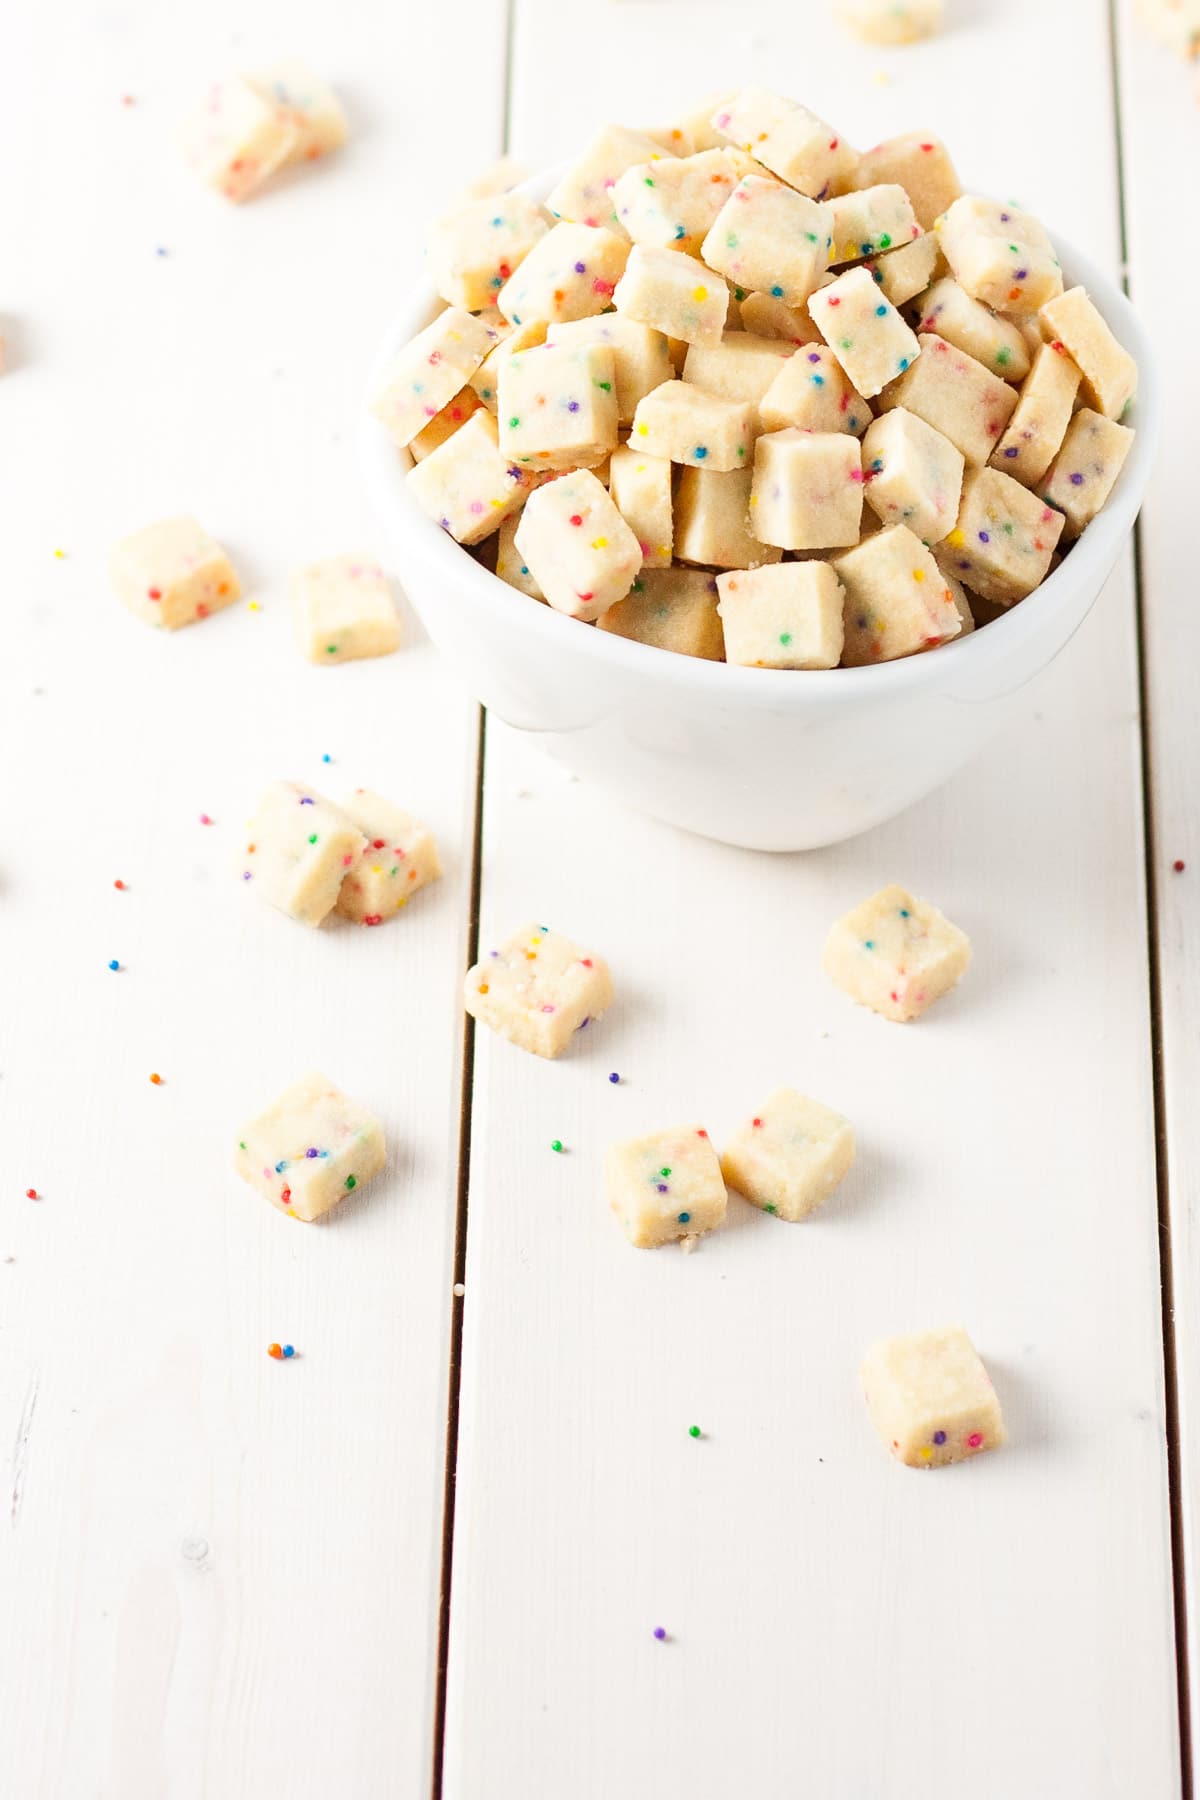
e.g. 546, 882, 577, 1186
608, 1072, 620, 1084
25, 1189, 38, 1201
653, 1627, 667, 1642
268, 1343, 283, 1360
113, 879, 126, 891
282, 1344, 295, 1359
453, 1282, 466, 1298
688, 1425, 702, 1439
247, 601, 261, 612
149, 1072, 163, 1085
107, 959, 120, 972
53, 548, 66, 560
322, 753, 332, 763
199, 813, 213, 826
155, 246, 168, 258
1173, 859, 1186, 873
551, 1139, 565, 1154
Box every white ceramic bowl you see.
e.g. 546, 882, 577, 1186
360, 177, 1157, 851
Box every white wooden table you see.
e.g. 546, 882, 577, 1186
1, 2, 1196, 1794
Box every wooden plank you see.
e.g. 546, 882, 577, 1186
443, 3, 1182, 1795
0, 4, 504, 1795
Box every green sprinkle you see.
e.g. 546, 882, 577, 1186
326, 645, 338, 654
345, 1174, 356, 1190
308, 833, 318, 844
779, 631, 792, 646
863, 939, 875, 950
644, 176, 655, 187
660, 1166, 672, 1178
764, 1204, 778, 1215
596, 380, 612, 391
238, 1140, 246, 1150
508, 416, 520, 428
996, 347, 1010, 366
688, 1425, 702, 1438
879, 233, 892, 249
551, 1139, 564, 1153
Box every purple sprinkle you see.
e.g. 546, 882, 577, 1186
579, 1016, 591, 1028
242, 870, 252, 880
1003, 447, 1018, 458
573, 260, 586, 273
653, 1627, 667, 1641
506, 465, 522, 482
1015, 269, 1028, 281
440, 516, 450, 529
299, 796, 315, 805
978, 530, 990, 543
956, 558, 970, 570
305, 1147, 319, 1159
609, 1072, 620, 1084
656, 1183, 669, 1194
1070, 471, 1084, 485
933, 1430, 947, 1445
489, 949, 499, 957
807, 351, 821, 363
1000, 211, 1010, 222
567, 399, 580, 412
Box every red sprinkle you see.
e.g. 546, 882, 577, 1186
25, 1188, 37, 1200
752, 1117, 763, 1128
372, 838, 385, 848
569, 514, 583, 526
114, 879, 126, 890
1174, 859, 1186, 873
147, 587, 162, 601
281, 1186, 292, 1206
363, 914, 384, 926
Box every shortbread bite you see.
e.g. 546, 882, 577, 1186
498, 341, 619, 471
861, 408, 964, 544
828, 184, 919, 267
180, 76, 298, 202
750, 429, 863, 551
111, 516, 242, 630
1042, 410, 1135, 539
612, 148, 741, 256
835, 525, 962, 664
717, 563, 845, 669
291, 555, 401, 663
711, 88, 856, 199
465, 922, 614, 1058
701, 176, 833, 307
989, 342, 1080, 487
495, 514, 545, 599
915, 278, 1031, 383
861, 1325, 1004, 1468
836, 0, 943, 44
546, 314, 673, 423
862, 232, 941, 307
335, 789, 441, 924
721, 1087, 855, 1218
249, 60, 347, 164
631, 379, 755, 470
879, 333, 1017, 466
407, 410, 533, 545
613, 244, 729, 347
1136, 0, 1200, 57
235, 1073, 386, 1223
856, 132, 961, 233
739, 291, 823, 345
497, 222, 630, 327
937, 194, 1063, 315
675, 466, 782, 569
759, 344, 870, 436
608, 444, 674, 567
597, 566, 724, 659
514, 469, 641, 620
824, 883, 970, 1021
426, 192, 551, 311
808, 266, 921, 398
371, 307, 499, 449
241, 781, 366, 927
942, 468, 1064, 603
546, 123, 676, 234
1039, 287, 1137, 421
409, 387, 484, 460
681, 332, 795, 405
607, 1125, 726, 1248
469, 319, 547, 410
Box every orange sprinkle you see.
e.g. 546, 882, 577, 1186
268, 1343, 283, 1360
149, 1072, 163, 1085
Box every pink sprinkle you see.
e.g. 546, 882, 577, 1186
967, 1432, 983, 1449
469, 501, 485, 514
541, 1004, 555, 1013
199, 813, 212, 825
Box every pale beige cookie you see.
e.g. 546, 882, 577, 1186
291, 555, 401, 663
465, 922, 614, 1058
720, 1088, 855, 1218
822, 882, 970, 1021
234, 1072, 386, 1223
597, 566, 724, 660
607, 1125, 726, 1248
241, 781, 367, 927
834, 526, 962, 664
1042, 410, 1135, 539
861, 1325, 1005, 1469
335, 790, 441, 925
111, 516, 241, 630
717, 563, 845, 670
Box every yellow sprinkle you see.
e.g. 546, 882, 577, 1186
371, 865, 382, 874
918, 1446, 933, 1462
636, 423, 649, 436
912, 568, 924, 582
591, 536, 607, 549
692, 286, 708, 303
53, 548, 66, 560
248, 600, 260, 612
871, 69, 891, 86
945, 529, 965, 548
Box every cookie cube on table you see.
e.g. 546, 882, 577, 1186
607, 1125, 726, 1248
739, 291, 823, 345
879, 334, 1017, 466
861, 1325, 1005, 1468
546, 123, 676, 234
836, 0, 943, 43
711, 89, 856, 199
675, 466, 781, 569
498, 341, 619, 472
717, 563, 845, 669
514, 469, 641, 620
701, 176, 833, 307
371, 307, 499, 449
613, 244, 729, 347
598, 567, 724, 660
335, 789, 441, 924
990, 342, 1080, 487
682, 332, 795, 406
465, 922, 614, 1058
856, 132, 961, 232
111, 516, 241, 630
942, 468, 1064, 603
495, 514, 545, 599
611, 148, 740, 256
546, 315, 673, 423
409, 387, 484, 461
631, 379, 755, 470
426, 192, 552, 311
234, 1072, 386, 1223
469, 319, 546, 411
828, 185, 919, 267
1039, 287, 1137, 421
291, 555, 401, 663
914, 278, 1031, 383
407, 410, 533, 546
721, 1088, 854, 1218
823, 883, 971, 1021
808, 266, 920, 398
750, 429, 863, 551
861, 409, 964, 544
937, 195, 1062, 315
835, 525, 962, 664
608, 444, 673, 567
861, 233, 941, 308
180, 76, 298, 202
249, 60, 347, 163
1042, 410, 1135, 539
242, 782, 366, 927
497, 223, 629, 327
759, 344, 869, 436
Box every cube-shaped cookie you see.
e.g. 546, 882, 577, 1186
1042, 409, 1135, 539
611, 148, 741, 256
496, 222, 630, 327
407, 410, 534, 545
837, 0, 943, 44
989, 342, 1081, 488
409, 387, 485, 461
822, 882, 971, 1021
335, 789, 441, 924
546, 315, 673, 423
291, 555, 401, 663
701, 176, 832, 307
879, 334, 1017, 466
861, 1324, 1005, 1468
469, 319, 546, 411
739, 291, 823, 345
465, 921, 614, 1058
631, 379, 755, 470
682, 332, 795, 406
371, 307, 499, 449
545, 123, 676, 234
720, 1088, 855, 1219
498, 341, 619, 471
750, 429, 862, 551
855, 131, 962, 231
241, 781, 367, 927
597, 566, 724, 660
942, 467, 1064, 603
861, 232, 941, 307
607, 1125, 726, 1248
808, 266, 920, 398
427, 192, 552, 311
717, 563, 845, 669
828, 184, 919, 266
608, 444, 674, 567
514, 469, 641, 621
862, 409, 964, 543
613, 244, 729, 347
234, 1072, 386, 1223
937, 194, 1062, 315
835, 526, 962, 665
1039, 286, 1137, 421
711, 89, 856, 199
249, 60, 347, 164
180, 76, 298, 202
495, 514, 545, 599
674, 465, 781, 569
111, 516, 242, 630
914, 278, 1031, 383
759, 344, 869, 436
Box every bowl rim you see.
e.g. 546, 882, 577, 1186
360, 168, 1158, 707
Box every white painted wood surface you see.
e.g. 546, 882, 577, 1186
1, 1, 1194, 1796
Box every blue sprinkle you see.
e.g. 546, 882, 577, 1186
677, 1212, 691, 1224
693, 446, 708, 460
875, 304, 887, 317
608, 1072, 620, 1084
770, 285, 784, 298
108, 959, 120, 971
282, 1344, 295, 1358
